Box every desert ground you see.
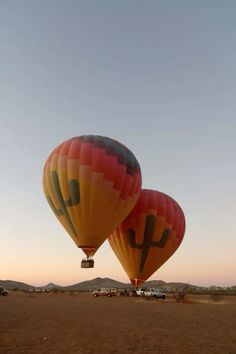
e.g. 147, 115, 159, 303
0, 292, 236, 354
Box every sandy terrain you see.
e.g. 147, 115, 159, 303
0, 292, 236, 354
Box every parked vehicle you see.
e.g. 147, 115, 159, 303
93, 288, 117, 297
143, 288, 166, 299
119, 288, 131, 296
0, 286, 9, 296
135, 288, 146, 296
29, 288, 50, 293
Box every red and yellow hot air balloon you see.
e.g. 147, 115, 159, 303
43, 135, 142, 267
108, 189, 185, 286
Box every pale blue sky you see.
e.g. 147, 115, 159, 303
0, 1, 235, 286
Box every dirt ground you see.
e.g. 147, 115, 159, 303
0, 292, 236, 354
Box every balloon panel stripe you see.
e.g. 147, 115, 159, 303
47, 135, 141, 177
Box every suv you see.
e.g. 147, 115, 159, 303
93, 288, 117, 297
0, 286, 9, 296
143, 288, 166, 299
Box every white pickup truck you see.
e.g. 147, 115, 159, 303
135, 288, 146, 296
136, 288, 166, 299
143, 288, 166, 299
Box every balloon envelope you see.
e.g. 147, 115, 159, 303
43, 135, 142, 258
108, 189, 185, 286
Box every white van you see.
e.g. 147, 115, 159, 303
143, 288, 166, 299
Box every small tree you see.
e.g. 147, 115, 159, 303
210, 293, 224, 302
172, 284, 189, 303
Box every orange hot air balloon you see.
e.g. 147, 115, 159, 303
108, 189, 185, 286
43, 135, 142, 267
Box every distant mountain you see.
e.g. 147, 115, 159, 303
0, 280, 35, 290
144, 280, 167, 287
63, 277, 127, 291
43, 283, 62, 289
1, 278, 235, 292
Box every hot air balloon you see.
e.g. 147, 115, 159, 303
108, 189, 185, 286
43, 135, 142, 268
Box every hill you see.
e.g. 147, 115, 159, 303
0, 280, 35, 291
43, 283, 62, 289
144, 280, 167, 287
1, 278, 235, 293
63, 277, 127, 291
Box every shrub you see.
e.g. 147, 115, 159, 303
172, 284, 189, 303
210, 293, 224, 302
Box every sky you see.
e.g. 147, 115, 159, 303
0, 1, 235, 287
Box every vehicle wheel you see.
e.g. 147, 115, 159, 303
107, 294, 112, 297
2, 292, 8, 296
93, 294, 98, 297
162, 295, 166, 299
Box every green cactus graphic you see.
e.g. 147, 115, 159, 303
46, 171, 80, 237
127, 214, 170, 272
